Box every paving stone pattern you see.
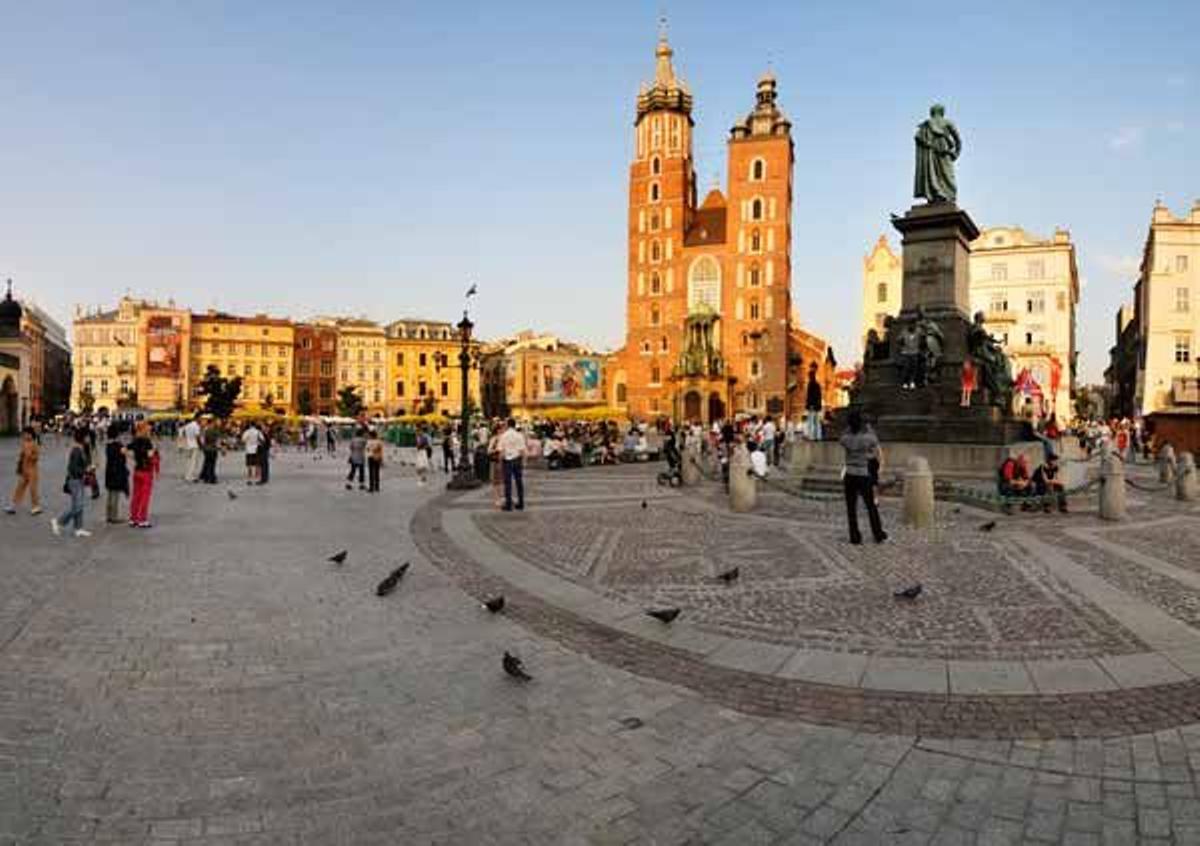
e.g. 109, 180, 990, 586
5, 440, 1200, 844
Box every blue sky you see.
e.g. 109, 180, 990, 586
2, 1, 1196, 382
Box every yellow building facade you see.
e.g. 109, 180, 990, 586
384, 319, 480, 417
189, 312, 294, 411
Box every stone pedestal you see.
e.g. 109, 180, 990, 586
902, 456, 934, 529
729, 445, 756, 513
1099, 454, 1127, 521
1176, 452, 1198, 502
681, 441, 702, 486
841, 202, 1022, 446
1160, 444, 1177, 484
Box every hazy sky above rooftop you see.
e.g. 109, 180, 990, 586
2, 0, 1196, 381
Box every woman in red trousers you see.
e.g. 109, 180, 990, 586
128, 421, 159, 528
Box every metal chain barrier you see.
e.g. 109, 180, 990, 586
1124, 476, 1174, 493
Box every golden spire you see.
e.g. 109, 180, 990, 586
654, 14, 676, 86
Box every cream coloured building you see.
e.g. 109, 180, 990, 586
1125, 201, 1200, 416
860, 235, 902, 347
72, 297, 151, 412
859, 226, 1080, 420
969, 226, 1079, 421
331, 318, 388, 415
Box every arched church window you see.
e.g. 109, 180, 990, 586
750, 300, 760, 320
651, 156, 661, 175
649, 182, 660, 202
616, 383, 627, 403
749, 264, 760, 287
751, 198, 763, 220
650, 304, 661, 326
651, 240, 662, 262
751, 229, 762, 252
650, 214, 660, 231
650, 273, 661, 294
688, 256, 721, 314
751, 159, 765, 181
660, 336, 669, 352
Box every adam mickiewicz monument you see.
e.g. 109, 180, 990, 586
834, 104, 1021, 469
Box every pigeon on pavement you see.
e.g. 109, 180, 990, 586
716, 567, 740, 584
503, 651, 532, 681
376, 563, 410, 596
646, 607, 681, 624
483, 596, 505, 613
980, 521, 997, 532
328, 550, 348, 565
894, 583, 923, 600
227, 489, 237, 500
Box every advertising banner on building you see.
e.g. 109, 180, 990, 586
541, 358, 601, 402
145, 316, 181, 377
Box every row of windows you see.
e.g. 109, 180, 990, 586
394, 380, 449, 398
75, 328, 136, 346
647, 156, 768, 182
990, 260, 1046, 281
343, 348, 383, 363
81, 379, 132, 396
296, 360, 335, 377
82, 352, 134, 367
395, 351, 450, 368
985, 291, 1069, 314
194, 362, 289, 378
298, 337, 336, 352
340, 369, 384, 383
194, 341, 290, 357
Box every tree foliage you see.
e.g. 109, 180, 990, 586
297, 388, 313, 416
336, 385, 364, 418
198, 365, 242, 419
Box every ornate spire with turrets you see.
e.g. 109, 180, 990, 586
636, 19, 693, 124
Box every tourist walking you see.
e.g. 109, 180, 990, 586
200, 418, 220, 484
498, 418, 526, 511
441, 428, 455, 473
805, 363, 824, 441
366, 428, 383, 492
258, 425, 273, 485
103, 425, 129, 523
414, 428, 431, 486
51, 427, 94, 538
241, 421, 263, 485
839, 411, 887, 545
128, 421, 159, 528
346, 427, 367, 490
5, 425, 42, 515
487, 422, 503, 507
181, 413, 202, 482
325, 424, 337, 455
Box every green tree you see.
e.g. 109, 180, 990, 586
297, 388, 313, 416
117, 389, 139, 410
336, 385, 364, 418
198, 365, 242, 419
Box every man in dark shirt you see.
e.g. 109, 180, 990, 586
1032, 454, 1068, 513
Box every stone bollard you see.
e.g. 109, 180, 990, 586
729, 444, 757, 513
1176, 452, 1198, 502
1099, 453, 1127, 521
681, 440, 702, 486
902, 456, 935, 529
1160, 444, 1177, 484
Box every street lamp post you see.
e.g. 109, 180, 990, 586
447, 308, 482, 490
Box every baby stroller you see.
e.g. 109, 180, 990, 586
657, 438, 683, 487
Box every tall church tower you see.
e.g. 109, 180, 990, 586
623, 28, 695, 418
724, 72, 793, 414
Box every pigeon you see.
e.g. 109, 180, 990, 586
646, 607, 681, 624
376, 563, 410, 597
894, 583, 923, 600
618, 716, 644, 731
465, 282, 478, 298
502, 651, 532, 681
328, 550, 348, 565
226, 489, 237, 500
641, 500, 647, 509
483, 595, 505, 613
716, 567, 740, 584
979, 520, 997, 532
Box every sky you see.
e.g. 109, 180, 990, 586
2, 1, 1196, 383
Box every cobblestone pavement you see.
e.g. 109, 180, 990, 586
6, 439, 1200, 844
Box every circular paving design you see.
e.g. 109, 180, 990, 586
412, 462, 1200, 739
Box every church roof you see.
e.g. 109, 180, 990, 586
684, 200, 727, 247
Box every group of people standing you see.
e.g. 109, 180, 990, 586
4, 419, 160, 538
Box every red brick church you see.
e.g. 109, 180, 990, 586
611, 29, 835, 423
